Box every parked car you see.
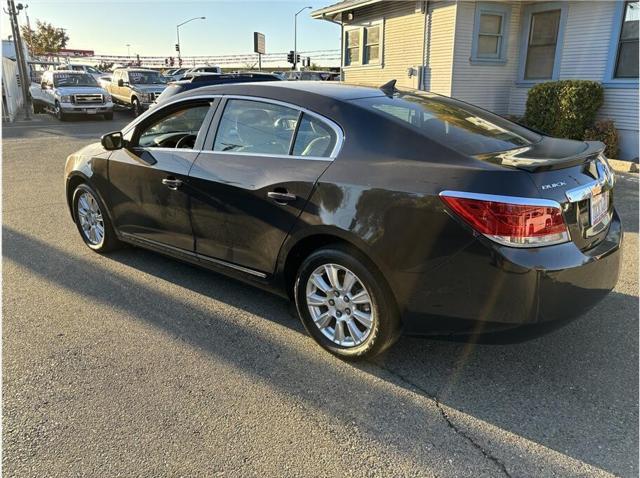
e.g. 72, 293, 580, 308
56, 63, 105, 80
64, 82, 621, 359
30, 70, 113, 120
182, 65, 223, 78
97, 75, 111, 90
152, 72, 282, 106
283, 71, 339, 81
163, 67, 190, 82
104, 68, 167, 116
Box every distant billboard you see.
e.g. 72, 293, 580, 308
253, 32, 265, 55
53, 49, 95, 57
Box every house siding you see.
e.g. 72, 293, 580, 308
451, 1, 522, 114
342, 2, 425, 89
423, 1, 457, 96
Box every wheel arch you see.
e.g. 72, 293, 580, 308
65, 173, 114, 228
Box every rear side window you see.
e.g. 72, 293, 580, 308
353, 93, 541, 155
213, 99, 299, 155
293, 114, 337, 158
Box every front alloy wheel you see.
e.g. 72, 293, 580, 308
295, 246, 400, 359
72, 183, 121, 253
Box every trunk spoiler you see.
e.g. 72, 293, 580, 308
475, 139, 606, 172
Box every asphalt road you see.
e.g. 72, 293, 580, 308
3, 113, 638, 477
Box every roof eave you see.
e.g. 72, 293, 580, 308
311, 0, 382, 20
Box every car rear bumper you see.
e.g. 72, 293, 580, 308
400, 210, 622, 336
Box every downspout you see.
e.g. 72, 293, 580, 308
421, 0, 429, 91
322, 13, 344, 81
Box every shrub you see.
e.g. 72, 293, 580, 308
584, 120, 619, 159
524, 80, 604, 140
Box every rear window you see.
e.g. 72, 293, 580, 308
352, 92, 541, 155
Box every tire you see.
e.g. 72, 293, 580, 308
71, 183, 122, 253
54, 101, 67, 121
103, 112, 114, 120
131, 97, 142, 117
294, 245, 401, 360
32, 100, 42, 114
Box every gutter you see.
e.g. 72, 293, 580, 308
319, 13, 345, 81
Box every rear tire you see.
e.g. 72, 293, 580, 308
32, 100, 43, 114
72, 183, 122, 253
294, 245, 401, 360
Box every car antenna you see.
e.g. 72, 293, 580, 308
379, 79, 397, 97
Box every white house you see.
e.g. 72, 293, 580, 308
312, 0, 639, 159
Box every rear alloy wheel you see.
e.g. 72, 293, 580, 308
295, 246, 400, 359
72, 184, 121, 252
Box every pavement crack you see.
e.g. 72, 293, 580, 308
371, 362, 512, 478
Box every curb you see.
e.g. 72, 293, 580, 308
608, 159, 638, 174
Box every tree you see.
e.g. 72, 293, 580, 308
21, 20, 69, 56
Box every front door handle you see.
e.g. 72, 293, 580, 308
162, 177, 183, 190
267, 191, 297, 204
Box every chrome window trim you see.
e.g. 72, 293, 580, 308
439, 190, 563, 208
196, 150, 332, 162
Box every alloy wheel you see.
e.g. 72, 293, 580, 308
76, 191, 105, 246
305, 263, 374, 347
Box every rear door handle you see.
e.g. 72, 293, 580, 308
162, 177, 183, 190
267, 191, 297, 204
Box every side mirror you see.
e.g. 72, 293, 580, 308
117, 79, 124, 87
40, 82, 47, 89
101, 131, 124, 150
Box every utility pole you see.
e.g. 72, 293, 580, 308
7, 0, 32, 119
294, 6, 312, 72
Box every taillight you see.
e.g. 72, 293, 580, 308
439, 191, 570, 247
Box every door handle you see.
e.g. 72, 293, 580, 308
267, 191, 297, 204
162, 177, 183, 190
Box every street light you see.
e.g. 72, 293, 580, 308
176, 16, 205, 64
126, 43, 131, 57
294, 6, 312, 71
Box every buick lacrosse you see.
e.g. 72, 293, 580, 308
65, 81, 622, 358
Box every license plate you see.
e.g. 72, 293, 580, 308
590, 191, 609, 225
86, 109, 97, 114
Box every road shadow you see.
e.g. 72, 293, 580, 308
3, 225, 638, 476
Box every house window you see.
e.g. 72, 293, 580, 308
614, 1, 639, 78
344, 21, 383, 67
345, 29, 360, 66
364, 25, 380, 63
471, 3, 510, 63
524, 9, 561, 80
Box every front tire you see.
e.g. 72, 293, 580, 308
131, 97, 142, 117
72, 183, 121, 252
294, 246, 401, 359
54, 101, 67, 121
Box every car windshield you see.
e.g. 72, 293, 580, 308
352, 91, 542, 156
53, 73, 98, 87
128, 71, 166, 84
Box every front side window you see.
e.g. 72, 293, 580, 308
364, 25, 380, 63
292, 114, 337, 158
213, 99, 299, 155
345, 29, 361, 66
614, 1, 639, 78
137, 104, 210, 149
524, 9, 561, 80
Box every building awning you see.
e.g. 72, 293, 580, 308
311, 0, 382, 20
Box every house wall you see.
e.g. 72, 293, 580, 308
505, 1, 638, 159
423, 1, 458, 95
450, 1, 522, 113
342, 1, 426, 89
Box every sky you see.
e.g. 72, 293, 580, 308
2, 0, 341, 59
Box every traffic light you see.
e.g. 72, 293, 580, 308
306, 57, 311, 67
178, 57, 183, 67
296, 54, 300, 64
287, 50, 294, 64
169, 57, 174, 67
175, 43, 180, 52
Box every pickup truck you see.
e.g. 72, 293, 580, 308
104, 68, 167, 116
30, 70, 114, 121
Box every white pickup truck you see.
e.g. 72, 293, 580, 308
30, 70, 114, 121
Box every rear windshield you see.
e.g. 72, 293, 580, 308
352, 91, 541, 155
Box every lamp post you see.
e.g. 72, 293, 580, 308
126, 43, 131, 58
176, 16, 205, 64
294, 6, 312, 71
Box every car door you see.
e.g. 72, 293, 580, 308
188, 96, 341, 275
107, 98, 218, 251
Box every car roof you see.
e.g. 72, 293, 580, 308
116, 68, 157, 72
53, 70, 88, 74
180, 81, 384, 101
